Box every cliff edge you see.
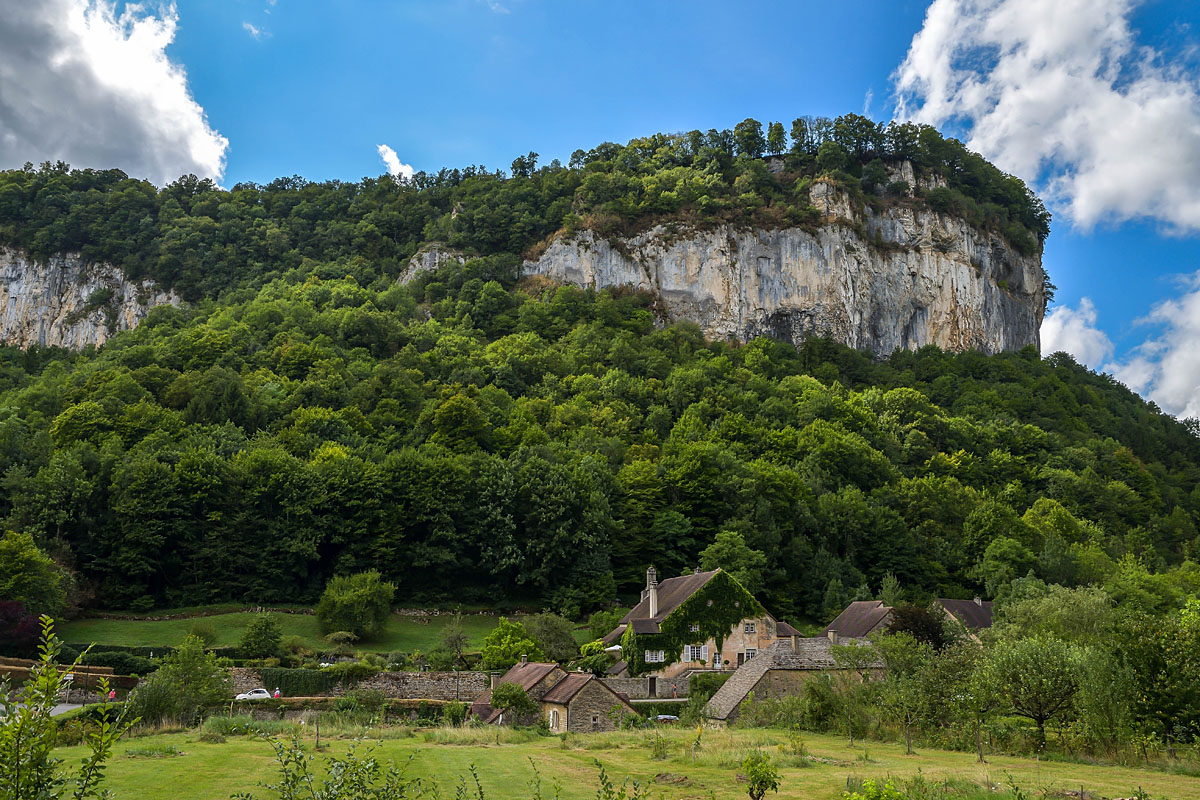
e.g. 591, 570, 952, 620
521, 181, 1045, 356
0, 248, 180, 349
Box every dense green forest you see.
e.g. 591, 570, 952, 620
0, 255, 1196, 618
0, 113, 1049, 302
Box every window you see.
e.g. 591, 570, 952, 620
745, 648, 758, 661
686, 644, 710, 662
744, 621, 757, 633
644, 650, 665, 663
591, 714, 600, 727
689, 623, 700, 633
548, 709, 559, 729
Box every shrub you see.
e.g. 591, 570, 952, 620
587, 608, 626, 641
186, 621, 219, 647
239, 614, 282, 658
689, 672, 730, 703
490, 682, 538, 725
742, 751, 781, 800
444, 700, 468, 726
315, 571, 395, 640
125, 635, 231, 725
322, 659, 381, 685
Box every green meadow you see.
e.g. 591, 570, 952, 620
58, 726, 1196, 800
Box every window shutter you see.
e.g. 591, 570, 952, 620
701, 645, 709, 662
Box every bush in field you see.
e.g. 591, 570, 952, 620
315, 571, 395, 640
741, 751, 780, 800
240, 614, 283, 658
126, 635, 231, 724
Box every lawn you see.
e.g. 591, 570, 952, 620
57, 611, 502, 654
56, 726, 1195, 800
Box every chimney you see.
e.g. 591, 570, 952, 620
791, 634, 800, 653
974, 596, 982, 607
520, 654, 528, 665
647, 566, 659, 618
827, 629, 839, 645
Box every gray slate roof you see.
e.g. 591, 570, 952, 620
822, 600, 892, 638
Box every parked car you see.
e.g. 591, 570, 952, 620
655, 714, 679, 724
235, 688, 272, 701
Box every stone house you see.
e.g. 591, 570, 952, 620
703, 633, 881, 723
823, 597, 994, 641
601, 567, 800, 695
469, 658, 636, 733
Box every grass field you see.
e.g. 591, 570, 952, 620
57, 611, 503, 654
57, 726, 1195, 800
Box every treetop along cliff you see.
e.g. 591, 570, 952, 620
0, 113, 1050, 303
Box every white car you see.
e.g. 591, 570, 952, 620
235, 688, 272, 701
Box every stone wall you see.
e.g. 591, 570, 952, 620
603, 674, 693, 700
229, 667, 489, 701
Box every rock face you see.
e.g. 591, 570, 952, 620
0, 248, 181, 349
523, 183, 1045, 356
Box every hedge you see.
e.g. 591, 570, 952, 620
260, 667, 334, 697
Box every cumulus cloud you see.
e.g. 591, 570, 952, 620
0, 1, 227, 185
1040, 298, 1114, 368
893, 0, 1200, 232
377, 144, 414, 180
1106, 274, 1200, 419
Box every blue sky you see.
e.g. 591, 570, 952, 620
2, 0, 1199, 417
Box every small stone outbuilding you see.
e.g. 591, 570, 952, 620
470, 659, 636, 733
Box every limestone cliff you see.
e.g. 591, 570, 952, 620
522, 182, 1045, 356
0, 248, 180, 349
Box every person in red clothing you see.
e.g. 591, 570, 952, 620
107, 689, 116, 701
273, 687, 281, 699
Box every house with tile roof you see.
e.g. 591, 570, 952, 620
601, 567, 801, 693
703, 633, 882, 723
934, 597, 994, 639
470, 657, 636, 733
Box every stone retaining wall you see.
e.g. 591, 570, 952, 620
229, 668, 489, 701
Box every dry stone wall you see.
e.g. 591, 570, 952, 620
229, 668, 489, 701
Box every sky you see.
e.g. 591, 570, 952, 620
0, 0, 1198, 418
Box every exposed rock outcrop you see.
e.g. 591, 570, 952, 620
521, 184, 1044, 356
400, 243, 467, 284
0, 248, 180, 349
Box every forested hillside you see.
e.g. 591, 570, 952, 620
1, 253, 1196, 618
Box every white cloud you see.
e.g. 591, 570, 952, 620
1040, 298, 1114, 367
893, 0, 1200, 232
1104, 273, 1200, 419
0, 1, 227, 185
377, 144, 414, 181
242, 21, 264, 39
478, 0, 509, 13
